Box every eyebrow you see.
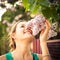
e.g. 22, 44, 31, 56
16, 21, 21, 26
17, 21, 27, 27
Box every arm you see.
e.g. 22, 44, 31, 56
39, 20, 51, 60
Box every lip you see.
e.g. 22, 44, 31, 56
24, 29, 32, 34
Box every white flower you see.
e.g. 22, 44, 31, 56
26, 14, 46, 36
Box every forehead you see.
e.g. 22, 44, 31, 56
17, 22, 27, 27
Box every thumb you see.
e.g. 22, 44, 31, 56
45, 20, 51, 30
40, 29, 45, 36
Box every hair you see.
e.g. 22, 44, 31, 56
9, 21, 27, 51
9, 22, 18, 51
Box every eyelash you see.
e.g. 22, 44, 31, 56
21, 25, 25, 28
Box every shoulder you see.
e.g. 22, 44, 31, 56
37, 54, 42, 60
0, 55, 6, 60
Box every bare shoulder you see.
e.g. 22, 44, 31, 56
37, 54, 42, 60
0, 55, 6, 60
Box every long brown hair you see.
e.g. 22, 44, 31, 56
9, 21, 20, 51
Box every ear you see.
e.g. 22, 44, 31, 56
11, 33, 16, 40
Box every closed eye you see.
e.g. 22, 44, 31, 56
20, 24, 25, 28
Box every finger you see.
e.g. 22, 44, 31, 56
45, 20, 51, 30
42, 20, 51, 37
40, 29, 45, 36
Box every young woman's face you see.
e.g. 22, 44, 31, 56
15, 22, 34, 42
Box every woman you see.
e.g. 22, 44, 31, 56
0, 20, 51, 60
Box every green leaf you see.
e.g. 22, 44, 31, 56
22, 0, 30, 11
38, 0, 50, 7
30, 0, 39, 14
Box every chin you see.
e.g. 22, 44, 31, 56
28, 36, 34, 40
24, 34, 34, 41
22, 32, 34, 41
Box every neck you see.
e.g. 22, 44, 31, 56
12, 42, 32, 59
16, 42, 31, 55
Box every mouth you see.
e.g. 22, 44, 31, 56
24, 29, 32, 34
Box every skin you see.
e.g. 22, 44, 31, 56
0, 20, 51, 60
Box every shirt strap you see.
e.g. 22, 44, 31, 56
5, 52, 13, 60
32, 53, 39, 60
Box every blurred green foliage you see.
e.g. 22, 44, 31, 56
22, 0, 60, 23
2, 5, 25, 22
0, 21, 9, 55
7, 0, 18, 4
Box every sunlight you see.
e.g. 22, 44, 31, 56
0, 8, 6, 21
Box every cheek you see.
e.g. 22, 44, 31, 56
15, 29, 24, 39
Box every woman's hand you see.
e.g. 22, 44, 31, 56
39, 20, 51, 43
39, 20, 51, 60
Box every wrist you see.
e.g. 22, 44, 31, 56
40, 37, 48, 43
40, 41, 47, 44
42, 54, 50, 57
40, 42, 48, 47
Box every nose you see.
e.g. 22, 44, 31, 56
25, 26, 31, 30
